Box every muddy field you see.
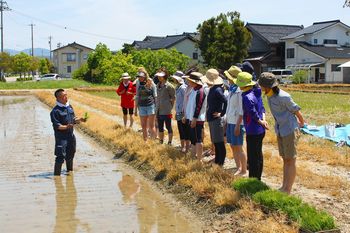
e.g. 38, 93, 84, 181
0, 96, 203, 233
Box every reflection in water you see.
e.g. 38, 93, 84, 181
54, 176, 90, 233
118, 174, 197, 233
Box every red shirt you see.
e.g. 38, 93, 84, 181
116, 81, 136, 108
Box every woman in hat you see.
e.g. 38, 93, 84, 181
236, 72, 268, 180
205, 68, 227, 166
134, 67, 157, 141
224, 66, 247, 176
116, 72, 137, 128
172, 71, 190, 152
258, 72, 305, 194
184, 72, 207, 160
155, 68, 176, 145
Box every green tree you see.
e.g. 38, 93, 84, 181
0, 52, 12, 81
121, 43, 136, 54
39, 58, 49, 74
12, 52, 32, 78
197, 11, 252, 70
131, 49, 190, 76
30, 57, 40, 74
87, 43, 112, 83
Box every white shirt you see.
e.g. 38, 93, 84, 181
226, 88, 243, 125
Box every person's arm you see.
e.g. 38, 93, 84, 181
50, 109, 74, 131
295, 110, 305, 128
169, 86, 176, 107
244, 96, 269, 130
116, 83, 125, 95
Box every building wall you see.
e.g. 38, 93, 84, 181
325, 58, 348, 82
171, 39, 203, 63
285, 40, 325, 67
312, 24, 350, 46
248, 31, 270, 53
53, 46, 91, 78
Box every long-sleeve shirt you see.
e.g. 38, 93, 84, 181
242, 86, 265, 135
175, 83, 187, 114
206, 85, 227, 122
226, 86, 243, 125
185, 85, 206, 122
156, 81, 176, 115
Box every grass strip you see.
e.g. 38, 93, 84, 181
232, 178, 337, 232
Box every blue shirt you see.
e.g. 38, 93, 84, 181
206, 85, 227, 122
242, 86, 265, 135
50, 104, 76, 138
267, 89, 301, 137
175, 83, 187, 114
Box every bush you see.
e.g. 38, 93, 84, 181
253, 190, 336, 232
232, 178, 269, 196
72, 63, 89, 80
292, 70, 308, 84
16, 77, 32, 82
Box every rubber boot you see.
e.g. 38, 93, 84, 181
54, 162, 62, 176
66, 160, 73, 172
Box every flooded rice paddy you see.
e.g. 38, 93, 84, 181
0, 96, 202, 233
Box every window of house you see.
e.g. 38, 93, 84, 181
192, 52, 198, 60
323, 39, 337, 45
83, 54, 88, 60
286, 48, 295, 58
66, 53, 76, 62
67, 66, 72, 73
331, 64, 341, 72
314, 39, 318, 44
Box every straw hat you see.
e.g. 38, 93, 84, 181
204, 68, 223, 85
121, 72, 131, 80
235, 72, 256, 88
224, 66, 242, 83
258, 72, 279, 88
184, 72, 204, 85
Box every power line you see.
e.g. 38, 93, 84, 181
11, 9, 134, 42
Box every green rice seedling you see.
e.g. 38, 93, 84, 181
253, 190, 336, 232
232, 178, 269, 196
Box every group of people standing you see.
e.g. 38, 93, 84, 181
114, 64, 305, 194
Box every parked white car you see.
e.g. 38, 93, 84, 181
271, 69, 293, 84
37, 73, 61, 81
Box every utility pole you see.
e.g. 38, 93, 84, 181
48, 35, 52, 61
0, 0, 10, 82
28, 23, 35, 56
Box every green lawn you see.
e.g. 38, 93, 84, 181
0, 79, 100, 90
87, 91, 120, 100
263, 90, 350, 125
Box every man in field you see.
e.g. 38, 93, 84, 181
50, 89, 86, 176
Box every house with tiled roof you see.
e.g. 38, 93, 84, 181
131, 32, 203, 62
281, 20, 350, 83
52, 42, 93, 78
245, 23, 303, 76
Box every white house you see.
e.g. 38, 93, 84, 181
281, 20, 350, 83
52, 42, 93, 78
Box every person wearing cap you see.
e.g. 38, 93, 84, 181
224, 66, 247, 176
236, 72, 268, 180
184, 72, 207, 159
258, 72, 305, 194
116, 72, 137, 128
155, 68, 176, 145
134, 67, 157, 141
172, 71, 190, 152
205, 68, 227, 166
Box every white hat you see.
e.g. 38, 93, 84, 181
121, 72, 131, 80
204, 69, 223, 85
171, 71, 184, 84
155, 71, 166, 77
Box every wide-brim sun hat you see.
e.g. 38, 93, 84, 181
224, 66, 242, 83
171, 71, 184, 84
136, 71, 147, 78
258, 72, 279, 88
204, 68, 223, 85
184, 72, 204, 85
235, 72, 256, 88
121, 72, 131, 80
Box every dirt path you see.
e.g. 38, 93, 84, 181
0, 96, 203, 233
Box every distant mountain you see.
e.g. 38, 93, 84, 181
4, 48, 51, 57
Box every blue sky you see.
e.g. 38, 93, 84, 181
5, 0, 350, 51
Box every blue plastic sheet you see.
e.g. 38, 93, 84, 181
301, 124, 350, 146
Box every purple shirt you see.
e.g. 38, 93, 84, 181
242, 86, 265, 135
